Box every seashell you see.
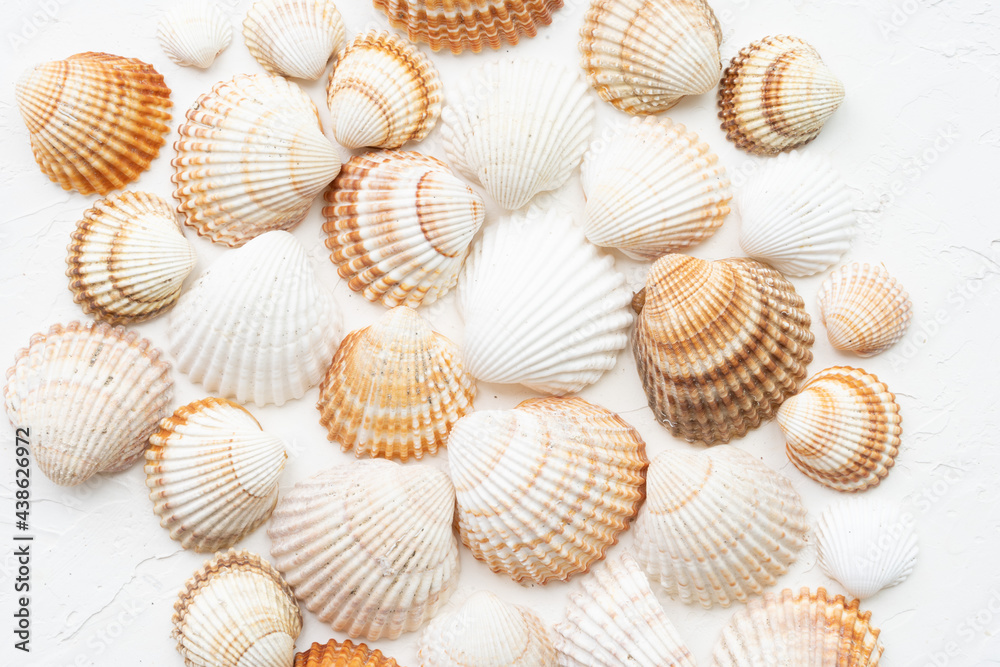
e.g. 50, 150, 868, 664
459, 208, 632, 395
4, 321, 172, 487
418, 590, 557, 666
157, 2, 233, 68
710, 587, 883, 666
448, 396, 647, 585
818, 263, 912, 357
441, 59, 593, 210
146, 397, 287, 553
66, 191, 197, 325
580, 0, 722, 114
327, 31, 442, 150
15, 52, 172, 195
633, 254, 814, 445
737, 151, 855, 277
268, 459, 460, 640
776, 366, 901, 493
815, 498, 918, 599
168, 231, 342, 407
323, 150, 484, 309
172, 73, 341, 247
243, 0, 346, 80
718, 35, 846, 156
173, 549, 302, 667
553, 551, 696, 667
317, 307, 476, 461
581, 115, 732, 260
295, 639, 400, 667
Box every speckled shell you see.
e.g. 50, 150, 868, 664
268, 459, 460, 641
4, 321, 172, 487
719, 35, 845, 156
323, 150, 484, 308
173, 550, 303, 667
167, 231, 343, 407
448, 397, 648, 585
441, 60, 593, 210
818, 263, 912, 357
633, 254, 814, 445
294, 640, 401, 667
581, 116, 731, 259
172, 73, 341, 247
243, 0, 346, 80
317, 307, 476, 461
157, 2, 233, 68
15, 52, 171, 195
777, 366, 901, 493
580, 0, 722, 114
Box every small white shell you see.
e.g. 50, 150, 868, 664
818, 263, 912, 357
157, 2, 233, 69
243, 0, 346, 80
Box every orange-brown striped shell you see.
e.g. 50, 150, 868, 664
818, 263, 912, 357
294, 639, 401, 667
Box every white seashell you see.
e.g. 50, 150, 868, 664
243, 0, 346, 80
818, 263, 912, 357
157, 2, 233, 69
168, 231, 343, 407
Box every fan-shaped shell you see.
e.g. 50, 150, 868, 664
818, 263, 912, 357
4, 321, 172, 487
157, 2, 233, 68
243, 0, 346, 80
295, 640, 401, 667
15, 52, 172, 195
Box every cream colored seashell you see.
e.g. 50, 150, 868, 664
581, 115, 731, 259
4, 321, 172, 487
168, 231, 343, 407
15, 52, 172, 195
268, 459, 460, 640
243, 0, 346, 80
157, 2, 233, 68
172, 73, 342, 247
146, 397, 287, 553
323, 150, 485, 308
442, 60, 593, 210
580, 0, 722, 114
295, 639, 401, 666
173, 550, 302, 667
776, 366, 901, 493
448, 397, 648, 585
633, 254, 814, 445
818, 263, 912, 357
459, 209, 632, 395
327, 31, 442, 149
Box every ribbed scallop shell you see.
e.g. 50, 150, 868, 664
268, 459, 460, 640
777, 366, 901, 493
168, 231, 343, 407
818, 263, 912, 357
441, 60, 593, 211
633, 254, 814, 445
323, 150, 485, 308
580, 0, 722, 114
172, 73, 342, 247
295, 640, 400, 667
4, 321, 172, 487
173, 550, 303, 667
146, 398, 287, 553
15, 52, 172, 195
459, 209, 632, 395
157, 2, 233, 68
581, 116, 731, 259
448, 396, 648, 585
719, 35, 846, 156
243, 0, 346, 80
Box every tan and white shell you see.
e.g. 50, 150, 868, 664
818, 263, 912, 356
294, 639, 401, 667
243, 0, 346, 80
157, 2, 233, 68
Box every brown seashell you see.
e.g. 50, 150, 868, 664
818, 263, 912, 357
294, 639, 401, 667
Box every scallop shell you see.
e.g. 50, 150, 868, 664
448, 396, 648, 585
327, 31, 442, 149
146, 398, 287, 553
243, 0, 346, 80
818, 263, 912, 357
633, 254, 814, 445
710, 587, 883, 666
295, 640, 400, 667
441, 59, 593, 211
323, 150, 485, 309
268, 459, 460, 640
4, 321, 172, 487
173, 550, 302, 667
168, 230, 343, 407
776, 366, 901, 493
580, 0, 722, 114
719, 35, 846, 156
15, 52, 172, 195
459, 208, 632, 395
157, 2, 233, 68
172, 73, 342, 247
581, 115, 732, 259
